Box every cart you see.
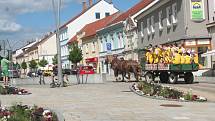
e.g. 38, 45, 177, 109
142, 63, 199, 84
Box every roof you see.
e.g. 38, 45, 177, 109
68, 35, 77, 44
109, 0, 153, 25
80, 12, 120, 39
68, 12, 120, 44
60, 0, 113, 29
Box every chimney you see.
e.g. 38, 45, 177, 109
89, 0, 93, 6
82, 1, 87, 11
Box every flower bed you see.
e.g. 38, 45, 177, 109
131, 82, 207, 102
0, 104, 59, 121
0, 85, 31, 95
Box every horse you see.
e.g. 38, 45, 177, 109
108, 56, 142, 82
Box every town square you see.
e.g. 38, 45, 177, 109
1, 0, 215, 121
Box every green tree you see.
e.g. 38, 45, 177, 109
38, 57, 48, 68
68, 43, 83, 66
52, 54, 58, 65
29, 60, 38, 72
21, 61, 27, 74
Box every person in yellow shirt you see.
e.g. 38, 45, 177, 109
149, 50, 154, 64
193, 53, 199, 64
180, 53, 186, 64
172, 50, 181, 64
185, 53, 191, 64
154, 46, 161, 64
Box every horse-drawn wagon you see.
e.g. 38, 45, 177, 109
142, 63, 199, 84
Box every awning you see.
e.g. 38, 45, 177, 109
201, 50, 215, 57
86, 57, 98, 63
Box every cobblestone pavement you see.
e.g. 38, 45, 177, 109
0, 76, 215, 121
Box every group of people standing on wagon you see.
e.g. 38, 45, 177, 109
145, 44, 199, 65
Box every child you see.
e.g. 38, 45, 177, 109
185, 53, 191, 64
172, 50, 181, 64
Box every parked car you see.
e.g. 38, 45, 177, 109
8, 70, 20, 78
43, 70, 52, 76
63, 69, 72, 75
27, 71, 38, 77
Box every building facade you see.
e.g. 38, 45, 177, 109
136, 0, 211, 68
59, 0, 118, 69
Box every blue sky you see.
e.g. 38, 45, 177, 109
0, 0, 140, 50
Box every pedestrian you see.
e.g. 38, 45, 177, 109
1, 56, 10, 86
38, 69, 45, 85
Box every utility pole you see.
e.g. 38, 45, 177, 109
52, 0, 64, 87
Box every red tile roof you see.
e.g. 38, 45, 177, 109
109, 0, 153, 25
68, 12, 120, 44
68, 35, 77, 44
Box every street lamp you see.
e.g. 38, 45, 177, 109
52, 0, 64, 86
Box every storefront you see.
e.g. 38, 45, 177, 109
85, 57, 98, 73
175, 38, 212, 68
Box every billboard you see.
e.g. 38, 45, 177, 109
191, 0, 205, 21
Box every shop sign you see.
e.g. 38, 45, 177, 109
197, 40, 210, 45
185, 40, 196, 46
191, 0, 204, 21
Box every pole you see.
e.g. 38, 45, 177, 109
52, 0, 63, 87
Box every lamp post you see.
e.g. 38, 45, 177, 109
52, 0, 64, 86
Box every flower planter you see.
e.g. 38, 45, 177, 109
0, 85, 31, 95
0, 104, 62, 121
130, 82, 207, 102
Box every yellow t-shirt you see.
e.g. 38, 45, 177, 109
149, 53, 154, 64
180, 55, 185, 64
173, 53, 181, 64
185, 55, 191, 64
194, 55, 198, 64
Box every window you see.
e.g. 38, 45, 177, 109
100, 40, 103, 52
151, 16, 155, 34
86, 44, 89, 54
110, 34, 114, 50
105, 12, 110, 17
95, 12, 100, 19
166, 6, 172, 28
172, 3, 178, 25
159, 10, 163, 30
147, 18, 151, 35
92, 42, 95, 52
140, 22, 144, 37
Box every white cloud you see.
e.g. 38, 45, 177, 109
0, 19, 22, 32
0, 0, 80, 33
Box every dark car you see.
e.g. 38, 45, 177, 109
9, 70, 20, 78
63, 69, 72, 75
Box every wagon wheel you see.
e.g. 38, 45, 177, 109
168, 73, 178, 84
145, 72, 155, 83
184, 72, 194, 84
159, 72, 169, 83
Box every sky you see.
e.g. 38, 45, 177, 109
0, 0, 140, 50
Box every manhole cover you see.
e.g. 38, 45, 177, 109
160, 104, 183, 107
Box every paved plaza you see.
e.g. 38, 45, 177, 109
0, 76, 215, 121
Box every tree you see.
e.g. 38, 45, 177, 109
29, 60, 38, 72
68, 43, 83, 67
21, 61, 27, 74
52, 54, 58, 65
38, 57, 48, 68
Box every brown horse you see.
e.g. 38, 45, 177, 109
108, 56, 142, 82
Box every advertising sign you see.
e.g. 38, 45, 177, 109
191, 0, 204, 21
106, 43, 112, 54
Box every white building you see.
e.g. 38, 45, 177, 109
59, 0, 119, 69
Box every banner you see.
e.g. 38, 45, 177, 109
191, 0, 204, 21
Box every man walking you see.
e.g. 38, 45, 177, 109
1, 56, 10, 86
